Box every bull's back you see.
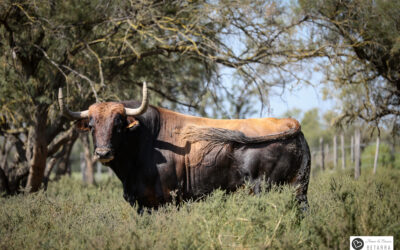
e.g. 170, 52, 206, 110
157, 107, 300, 137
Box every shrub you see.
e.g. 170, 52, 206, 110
1, 168, 399, 249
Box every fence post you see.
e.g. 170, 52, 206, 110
354, 129, 361, 179
333, 135, 338, 169
350, 135, 354, 163
311, 151, 317, 177
320, 137, 325, 171
325, 144, 330, 167
340, 132, 346, 169
373, 136, 380, 174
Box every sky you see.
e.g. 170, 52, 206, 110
268, 84, 336, 118
214, 65, 336, 120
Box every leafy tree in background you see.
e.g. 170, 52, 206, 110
300, 108, 326, 148
297, 0, 400, 127
282, 108, 302, 121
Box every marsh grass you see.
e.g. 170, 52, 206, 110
1, 167, 399, 249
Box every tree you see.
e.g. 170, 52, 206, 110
297, 0, 400, 127
0, 0, 314, 193
301, 108, 325, 148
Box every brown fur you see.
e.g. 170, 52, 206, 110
156, 107, 300, 138
88, 102, 126, 118
87, 103, 126, 149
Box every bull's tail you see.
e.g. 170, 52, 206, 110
293, 132, 311, 211
180, 125, 301, 146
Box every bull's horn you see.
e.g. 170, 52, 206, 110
58, 88, 89, 119
125, 82, 149, 116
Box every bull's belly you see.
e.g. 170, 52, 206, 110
184, 148, 300, 198
184, 161, 245, 198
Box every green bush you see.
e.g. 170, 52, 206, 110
1, 168, 399, 249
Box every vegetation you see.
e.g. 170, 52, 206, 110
1, 167, 399, 249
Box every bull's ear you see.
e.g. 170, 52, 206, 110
75, 118, 90, 132
126, 116, 140, 131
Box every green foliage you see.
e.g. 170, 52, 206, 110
297, 0, 400, 125
300, 108, 334, 148
1, 168, 399, 249
362, 142, 395, 169
282, 108, 302, 121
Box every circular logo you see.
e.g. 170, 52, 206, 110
352, 238, 364, 250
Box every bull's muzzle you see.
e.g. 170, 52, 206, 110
95, 147, 114, 163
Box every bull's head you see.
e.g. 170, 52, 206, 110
58, 83, 148, 164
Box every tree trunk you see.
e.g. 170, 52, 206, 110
0, 166, 10, 195
43, 157, 58, 191
354, 129, 361, 179
26, 109, 49, 192
0, 136, 12, 194
43, 144, 69, 190
80, 133, 96, 185
55, 135, 77, 179
44, 127, 78, 188
0, 136, 10, 170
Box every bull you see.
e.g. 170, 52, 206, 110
58, 83, 311, 211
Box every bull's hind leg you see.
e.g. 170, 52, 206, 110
251, 176, 271, 195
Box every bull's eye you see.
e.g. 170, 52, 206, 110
88, 119, 94, 130
114, 115, 123, 132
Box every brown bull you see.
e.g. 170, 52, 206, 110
59, 83, 311, 211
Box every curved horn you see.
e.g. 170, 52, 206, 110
58, 88, 89, 119
125, 82, 149, 116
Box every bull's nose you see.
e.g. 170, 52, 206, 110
95, 148, 113, 161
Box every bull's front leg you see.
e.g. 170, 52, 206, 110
123, 190, 144, 213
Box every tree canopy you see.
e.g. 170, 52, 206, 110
298, 0, 400, 125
